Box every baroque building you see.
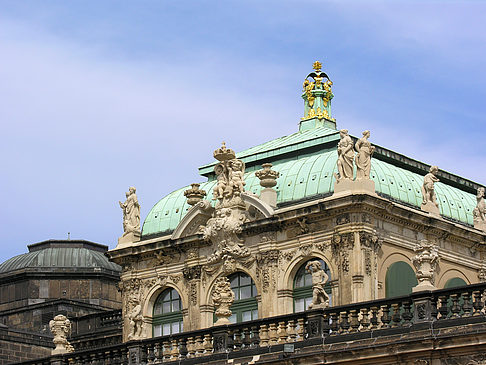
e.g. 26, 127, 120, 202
11, 62, 486, 364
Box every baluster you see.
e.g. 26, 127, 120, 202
147, 343, 155, 364
277, 321, 288, 343
462, 291, 472, 317
163, 340, 171, 361
297, 318, 305, 340
251, 325, 260, 347
259, 324, 269, 346
232, 329, 241, 351
402, 301, 413, 325
121, 347, 129, 365
369, 306, 379, 329
438, 295, 449, 319
153, 342, 162, 362
186, 337, 195, 358
106, 350, 114, 365
268, 322, 278, 345
323, 313, 330, 335
391, 303, 401, 326
380, 304, 391, 328
349, 310, 359, 332
114, 348, 121, 364
340, 311, 350, 333
431, 297, 439, 320
360, 308, 370, 331
195, 335, 204, 356
330, 312, 339, 334
203, 334, 213, 353
179, 338, 188, 359
243, 327, 252, 348
473, 290, 483, 316
288, 320, 297, 342
170, 339, 179, 360
450, 294, 461, 318
140, 345, 148, 364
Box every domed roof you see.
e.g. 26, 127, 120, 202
0, 240, 121, 274
142, 127, 478, 237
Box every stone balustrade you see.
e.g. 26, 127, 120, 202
16, 282, 486, 365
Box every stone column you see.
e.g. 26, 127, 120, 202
183, 265, 202, 331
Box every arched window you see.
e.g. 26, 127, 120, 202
293, 259, 332, 312
385, 261, 418, 297
227, 272, 258, 323
153, 288, 183, 337
444, 277, 467, 288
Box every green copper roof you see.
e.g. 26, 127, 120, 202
199, 127, 340, 177
0, 240, 121, 274
142, 136, 478, 237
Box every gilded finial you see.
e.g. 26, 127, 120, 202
313, 61, 322, 72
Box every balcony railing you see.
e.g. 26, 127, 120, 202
16, 282, 486, 365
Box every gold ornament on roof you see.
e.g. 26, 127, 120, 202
313, 61, 322, 72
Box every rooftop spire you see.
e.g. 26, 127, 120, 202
300, 60, 336, 131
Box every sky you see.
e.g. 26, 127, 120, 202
0, 1, 485, 263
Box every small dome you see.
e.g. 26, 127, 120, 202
0, 240, 121, 274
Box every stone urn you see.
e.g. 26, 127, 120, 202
256, 163, 279, 188
184, 183, 207, 206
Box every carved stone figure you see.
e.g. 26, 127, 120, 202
127, 296, 143, 340
212, 277, 235, 325
306, 260, 330, 309
202, 143, 250, 264
184, 183, 207, 206
119, 187, 141, 236
336, 129, 355, 181
412, 240, 440, 292
421, 166, 440, 215
473, 187, 486, 231
49, 314, 74, 355
203, 207, 249, 264
355, 130, 375, 180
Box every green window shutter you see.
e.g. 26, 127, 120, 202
385, 261, 418, 298
444, 277, 467, 288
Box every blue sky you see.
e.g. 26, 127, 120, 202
1, 1, 485, 263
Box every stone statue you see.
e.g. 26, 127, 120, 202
336, 129, 355, 181
412, 239, 440, 292
355, 130, 375, 180
119, 187, 141, 236
212, 277, 235, 325
202, 143, 250, 265
473, 187, 486, 231
49, 314, 74, 355
127, 296, 143, 340
421, 166, 440, 215
305, 260, 330, 309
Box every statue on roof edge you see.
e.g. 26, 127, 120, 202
355, 130, 375, 180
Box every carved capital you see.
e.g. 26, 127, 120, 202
183, 265, 202, 281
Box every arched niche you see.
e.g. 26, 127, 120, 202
171, 193, 274, 240
385, 261, 418, 298
438, 269, 470, 288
